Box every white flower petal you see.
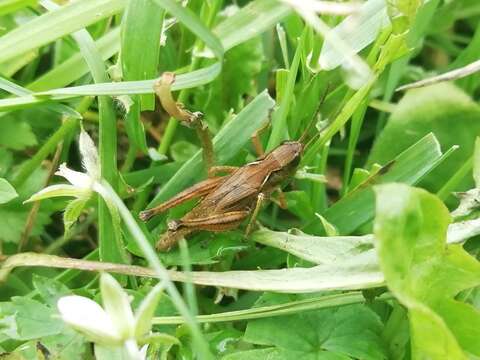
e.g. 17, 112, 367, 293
57, 295, 120, 345
134, 283, 164, 338
100, 273, 136, 340
124, 339, 145, 360
56, 163, 93, 189
79, 130, 100, 180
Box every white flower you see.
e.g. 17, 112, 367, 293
57, 273, 164, 360
24, 129, 100, 203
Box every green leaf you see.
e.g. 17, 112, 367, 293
0, 204, 51, 244
32, 275, 70, 307
369, 83, 480, 193
244, 293, 388, 359
0, 0, 125, 64
0, 116, 36, 150
0, 178, 18, 204
374, 183, 480, 358
63, 197, 89, 236
8, 297, 64, 340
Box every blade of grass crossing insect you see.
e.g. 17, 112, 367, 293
40, 0, 124, 266
121, 0, 164, 154
0, 0, 125, 64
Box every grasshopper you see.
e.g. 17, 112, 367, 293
140, 72, 308, 251
140, 140, 303, 251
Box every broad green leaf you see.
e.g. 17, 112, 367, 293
154, 232, 248, 266
0, 203, 51, 244
32, 275, 70, 308
7, 297, 64, 340
0, 116, 36, 150
369, 83, 480, 193
374, 183, 480, 357
0, 0, 125, 64
0, 178, 18, 204
244, 294, 388, 360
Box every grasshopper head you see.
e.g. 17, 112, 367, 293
270, 141, 304, 168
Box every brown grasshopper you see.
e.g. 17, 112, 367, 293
140, 140, 303, 251
139, 72, 308, 251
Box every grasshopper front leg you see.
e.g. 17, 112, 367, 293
156, 210, 250, 251
154, 72, 216, 176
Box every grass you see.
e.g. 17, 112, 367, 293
1, 0, 480, 359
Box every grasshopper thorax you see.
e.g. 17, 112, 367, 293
267, 141, 304, 169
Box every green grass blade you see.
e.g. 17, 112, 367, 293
27, 28, 121, 92
7, 0, 290, 101
0, 76, 80, 118
266, 31, 303, 151
213, 0, 291, 52
323, 134, 455, 234
0, 0, 125, 64
121, 0, 164, 153
41, 0, 123, 265
154, 0, 223, 60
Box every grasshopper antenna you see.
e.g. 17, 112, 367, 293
298, 82, 331, 146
